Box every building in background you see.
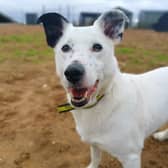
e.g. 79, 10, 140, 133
138, 10, 168, 29
1, 1, 167, 30
26, 13, 38, 24
79, 7, 133, 27
0, 1, 137, 26
79, 12, 100, 26
153, 12, 168, 32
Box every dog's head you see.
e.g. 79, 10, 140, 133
38, 9, 128, 108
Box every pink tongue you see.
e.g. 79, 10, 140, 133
71, 88, 87, 98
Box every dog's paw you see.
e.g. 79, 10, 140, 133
86, 164, 98, 168
153, 131, 168, 141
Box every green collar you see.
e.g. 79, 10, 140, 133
57, 94, 104, 113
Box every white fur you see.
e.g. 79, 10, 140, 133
153, 129, 168, 141
72, 67, 168, 168
53, 12, 168, 168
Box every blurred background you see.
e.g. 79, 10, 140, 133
0, 0, 168, 31
0, 1, 168, 168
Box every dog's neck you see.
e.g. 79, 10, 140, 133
102, 56, 121, 95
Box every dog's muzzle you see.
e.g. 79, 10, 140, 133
64, 62, 99, 107
68, 80, 99, 107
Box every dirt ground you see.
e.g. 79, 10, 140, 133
0, 25, 168, 168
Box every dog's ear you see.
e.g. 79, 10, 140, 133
94, 9, 129, 44
37, 13, 69, 48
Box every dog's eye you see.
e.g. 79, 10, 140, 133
62, 44, 71, 52
92, 43, 103, 52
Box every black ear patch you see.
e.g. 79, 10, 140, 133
97, 10, 129, 41
37, 13, 69, 48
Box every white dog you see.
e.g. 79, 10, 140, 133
38, 9, 168, 168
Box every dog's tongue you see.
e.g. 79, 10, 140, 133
71, 88, 87, 98
70, 81, 99, 99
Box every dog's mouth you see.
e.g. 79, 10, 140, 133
68, 80, 99, 107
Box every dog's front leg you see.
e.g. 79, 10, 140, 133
120, 153, 141, 168
87, 145, 102, 168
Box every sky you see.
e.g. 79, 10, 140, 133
1, 0, 168, 23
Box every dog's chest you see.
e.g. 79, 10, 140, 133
72, 104, 143, 156
72, 109, 108, 143
75, 117, 105, 144
72, 109, 133, 154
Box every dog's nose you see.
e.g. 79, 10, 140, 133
64, 62, 85, 84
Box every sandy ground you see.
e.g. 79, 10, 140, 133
0, 25, 168, 168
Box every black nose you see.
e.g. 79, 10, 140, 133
64, 62, 85, 84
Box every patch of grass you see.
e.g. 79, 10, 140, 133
154, 54, 168, 62
0, 34, 42, 44
0, 56, 5, 63
0, 31, 53, 64
116, 46, 168, 73
11, 47, 53, 63
0, 25, 168, 71
116, 47, 135, 55
141, 49, 168, 63
143, 50, 152, 57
